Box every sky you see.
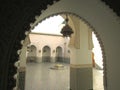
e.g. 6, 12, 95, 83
92, 32, 103, 68
31, 15, 64, 35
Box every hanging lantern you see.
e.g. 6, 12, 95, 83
60, 15, 74, 37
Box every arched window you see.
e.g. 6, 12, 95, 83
42, 46, 51, 62
27, 45, 37, 62
56, 46, 63, 62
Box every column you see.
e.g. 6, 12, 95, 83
18, 36, 30, 90
69, 22, 93, 90
18, 45, 27, 90
70, 48, 93, 90
51, 49, 56, 63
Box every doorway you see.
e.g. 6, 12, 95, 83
42, 46, 51, 62
56, 46, 63, 62
27, 45, 37, 63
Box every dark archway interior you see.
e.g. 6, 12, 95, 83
0, 0, 120, 90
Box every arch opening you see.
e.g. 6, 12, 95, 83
16, 12, 106, 90
26, 45, 37, 63
56, 46, 63, 62
42, 45, 51, 62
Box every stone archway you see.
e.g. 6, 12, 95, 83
3, 0, 120, 90
28, 1, 120, 89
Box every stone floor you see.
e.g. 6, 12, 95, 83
25, 62, 104, 90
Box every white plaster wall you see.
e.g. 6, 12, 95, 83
70, 20, 92, 64
29, 33, 67, 62
29, 33, 65, 52
79, 20, 92, 64
31, 0, 120, 89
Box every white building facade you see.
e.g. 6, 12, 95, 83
27, 33, 71, 63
